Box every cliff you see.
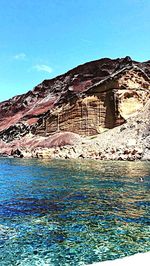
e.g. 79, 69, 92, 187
0, 56, 150, 160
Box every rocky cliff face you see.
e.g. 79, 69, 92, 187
0, 56, 150, 160
1, 99, 150, 161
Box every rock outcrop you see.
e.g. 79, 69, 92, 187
0, 56, 149, 160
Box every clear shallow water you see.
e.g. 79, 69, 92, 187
0, 158, 150, 266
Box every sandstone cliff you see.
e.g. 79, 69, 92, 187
0, 56, 149, 160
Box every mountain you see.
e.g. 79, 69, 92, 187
0, 56, 150, 160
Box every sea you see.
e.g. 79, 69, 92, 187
0, 158, 150, 266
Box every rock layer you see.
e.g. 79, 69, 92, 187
0, 99, 150, 161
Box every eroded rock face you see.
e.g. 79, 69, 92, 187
1, 100, 150, 161
33, 90, 118, 136
32, 65, 150, 136
0, 56, 149, 144
30, 100, 150, 161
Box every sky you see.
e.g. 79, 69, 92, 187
0, 0, 149, 102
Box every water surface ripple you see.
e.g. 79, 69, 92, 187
0, 158, 150, 265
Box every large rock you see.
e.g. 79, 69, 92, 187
0, 56, 149, 160
0, 56, 149, 140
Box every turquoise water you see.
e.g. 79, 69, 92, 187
0, 158, 150, 266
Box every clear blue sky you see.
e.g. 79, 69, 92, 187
0, 0, 149, 102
